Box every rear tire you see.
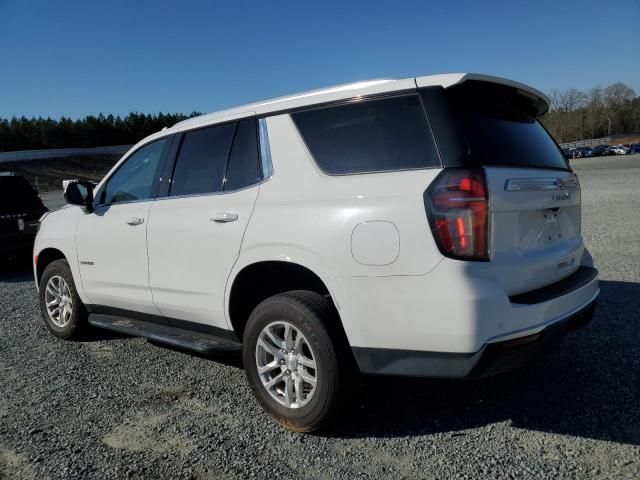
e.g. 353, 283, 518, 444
242, 290, 348, 432
39, 259, 88, 339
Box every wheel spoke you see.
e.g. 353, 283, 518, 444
46, 284, 58, 298
264, 327, 284, 350
299, 356, 316, 369
294, 376, 303, 403
257, 338, 280, 358
283, 323, 294, 351
264, 372, 284, 390
258, 360, 280, 375
284, 376, 294, 406
293, 332, 304, 353
300, 370, 316, 386
46, 298, 60, 308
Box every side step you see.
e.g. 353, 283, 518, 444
88, 314, 241, 354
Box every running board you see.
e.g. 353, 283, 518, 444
88, 314, 241, 353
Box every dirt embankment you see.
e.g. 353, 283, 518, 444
1, 154, 121, 192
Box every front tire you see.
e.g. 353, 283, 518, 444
242, 290, 347, 432
39, 259, 87, 339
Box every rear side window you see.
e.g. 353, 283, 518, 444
441, 82, 569, 170
292, 95, 440, 174
171, 123, 236, 196
224, 118, 261, 191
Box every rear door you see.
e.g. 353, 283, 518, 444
146, 117, 262, 329
421, 80, 582, 295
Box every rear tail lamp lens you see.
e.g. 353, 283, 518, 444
425, 168, 489, 261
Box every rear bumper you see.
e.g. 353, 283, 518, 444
353, 296, 597, 378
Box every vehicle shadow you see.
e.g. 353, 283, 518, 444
150, 341, 244, 369
325, 280, 640, 446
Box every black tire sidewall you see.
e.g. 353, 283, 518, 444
39, 260, 85, 339
243, 295, 339, 431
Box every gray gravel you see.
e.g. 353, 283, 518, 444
2, 155, 640, 479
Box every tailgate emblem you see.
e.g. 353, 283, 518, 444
552, 192, 571, 201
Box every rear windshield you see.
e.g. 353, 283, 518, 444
292, 94, 440, 174
444, 82, 570, 170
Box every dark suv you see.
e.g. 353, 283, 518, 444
0, 174, 48, 258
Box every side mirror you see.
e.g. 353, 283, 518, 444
63, 180, 95, 212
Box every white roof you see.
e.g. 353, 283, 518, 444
99, 73, 550, 192
139, 73, 548, 145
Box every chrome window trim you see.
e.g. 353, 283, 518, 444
96, 118, 273, 207
258, 118, 274, 180
95, 197, 156, 208
153, 180, 266, 202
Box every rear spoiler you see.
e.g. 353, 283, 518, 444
415, 73, 550, 116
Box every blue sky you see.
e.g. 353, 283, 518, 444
1, 0, 638, 119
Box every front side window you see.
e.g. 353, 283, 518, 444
292, 95, 440, 174
103, 138, 166, 204
170, 123, 236, 196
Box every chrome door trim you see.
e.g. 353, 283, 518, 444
258, 118, 274, 180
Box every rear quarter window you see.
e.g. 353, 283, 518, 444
291, 95, 440, 175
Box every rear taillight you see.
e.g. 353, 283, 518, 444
425, 168, 489, 261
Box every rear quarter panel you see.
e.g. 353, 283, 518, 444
230, 114, 444, 342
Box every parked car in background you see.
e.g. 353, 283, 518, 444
575, 147, 594, 157
566, 147, 592, 159
591, 145, 610, 156
33, 73, 599, 431
1, 173, 48, 259
628, 144, 640, 154
615, 145, 630, 154
608, 146, 627, 155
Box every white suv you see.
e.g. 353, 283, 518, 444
34, 74, 599, 431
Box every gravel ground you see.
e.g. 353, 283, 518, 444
1, 155, 639, 479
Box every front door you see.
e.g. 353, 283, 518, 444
76, 138, 168, 313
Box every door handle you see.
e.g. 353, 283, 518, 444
125, 217, 145, 226
210, 212, 239, 223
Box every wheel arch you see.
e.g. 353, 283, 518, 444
35, 247, 67, 286
227, 260, 348, 344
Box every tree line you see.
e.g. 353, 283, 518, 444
1, 82, 638, 151
540, 82, 639, 144
0, 112, 201, 152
